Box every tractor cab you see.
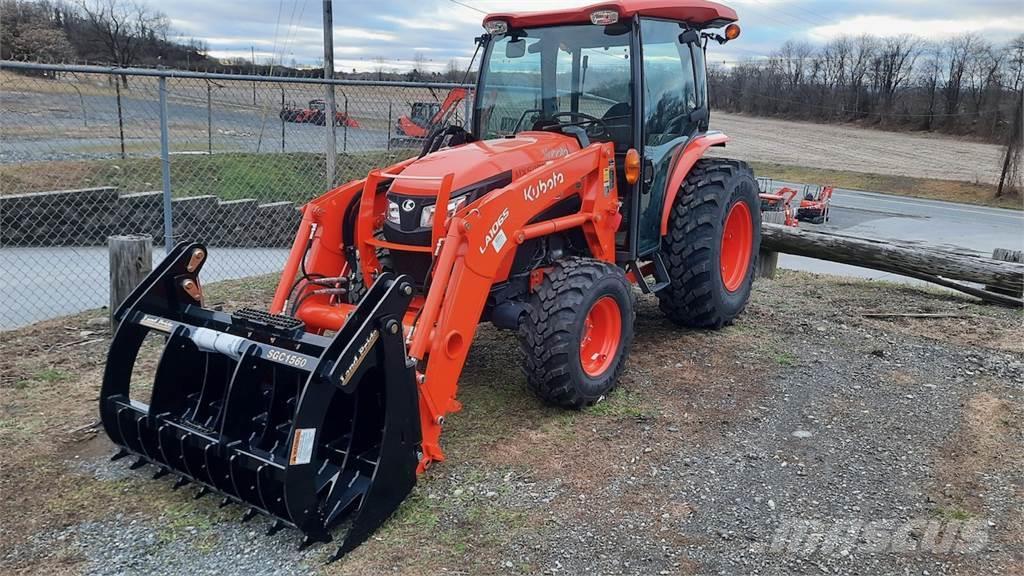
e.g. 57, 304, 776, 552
475, 2, 738, 259
410, 102, 442, 127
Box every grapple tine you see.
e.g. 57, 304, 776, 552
266, 520, 286, 536
99, 243, 423, 558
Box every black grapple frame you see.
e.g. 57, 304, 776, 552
100, 242, 422, 559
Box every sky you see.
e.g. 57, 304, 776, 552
159, 0, 1024, 73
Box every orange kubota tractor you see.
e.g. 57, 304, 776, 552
101, 0, 757, 560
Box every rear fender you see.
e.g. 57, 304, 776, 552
658, 132, 730, 236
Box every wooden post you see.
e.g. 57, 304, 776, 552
987, 248, 1024, 297
756, 248, 778, 280
109, 235, 153, 327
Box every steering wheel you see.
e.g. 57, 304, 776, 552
551, 111, 609, 138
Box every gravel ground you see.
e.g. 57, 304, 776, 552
1, 270, 1021, 575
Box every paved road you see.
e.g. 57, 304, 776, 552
772, 185, 1023, 284
0, 247, 288, 328
0, 89, 392, 163
1, 189, 1020, 329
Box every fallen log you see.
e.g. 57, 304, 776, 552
760, 223, 1024, 306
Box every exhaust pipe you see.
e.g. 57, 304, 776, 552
100, 242, 420, 558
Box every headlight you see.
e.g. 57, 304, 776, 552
420, 195, 467, 228
387, 200, 400, 224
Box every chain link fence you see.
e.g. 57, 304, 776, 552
0, 61, 473, 328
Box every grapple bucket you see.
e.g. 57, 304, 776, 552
100, 242, 421, 559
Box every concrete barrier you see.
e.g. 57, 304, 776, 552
0, 187, 301, 248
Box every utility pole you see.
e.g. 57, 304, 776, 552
322, 0, 337, 187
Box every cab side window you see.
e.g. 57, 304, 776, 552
641, 19, 697, 146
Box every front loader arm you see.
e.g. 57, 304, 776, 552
269, 156, 418, 317
408, 142, 620, 466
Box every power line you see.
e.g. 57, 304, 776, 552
268, 0, 286, 65
444, 0, 488, 15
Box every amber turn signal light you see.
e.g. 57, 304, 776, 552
624, 149, 641, 185
725, 23, 741, 41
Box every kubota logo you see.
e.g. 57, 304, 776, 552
480, 207, 510, 254
523, 171, 565, 202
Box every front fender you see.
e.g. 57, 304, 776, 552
658, 132, 730, 236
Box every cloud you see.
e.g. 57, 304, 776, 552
155, 0, 1024, 73
808, 14, 1024, 41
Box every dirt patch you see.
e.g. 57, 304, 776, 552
934, 390, 1023, 512
711, 112, 1006, 185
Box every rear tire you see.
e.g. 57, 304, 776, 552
519, 258, 635, 409
658, 158, 760, 329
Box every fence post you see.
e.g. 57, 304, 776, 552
281, 86, 286, 152
756, 248, 778, 280
387, 102, 392, 152
343, 93, 348, 153
322, 0, 337, 188
109, 235, 152, 328
158, 76, 173, 248
206, 80, 213, 155
115, 80, 126, 159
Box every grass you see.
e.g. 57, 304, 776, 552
13, 367, 70, 390
588, 387, 651, 419
750, 161, 1022, 211
772, 351, 797, 367
936, 506, 974, 521
2, 142, 1017, 211
0, 150, 417, 201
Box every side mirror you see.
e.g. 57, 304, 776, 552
678, 29, 700, 45
505, 39, 526, 59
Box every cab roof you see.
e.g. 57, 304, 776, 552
484, 0, 737, 30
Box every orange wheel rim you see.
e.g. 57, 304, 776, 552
720, 201, 753, 292
580, 296, 621, 377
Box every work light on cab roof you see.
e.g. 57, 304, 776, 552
98, 0, 758, 562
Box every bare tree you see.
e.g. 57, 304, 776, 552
942, 33, 979, 121
77, 0, 168, 85
0, 0, 76, 62
874, 35, 921, 118
918, 42, 945, 131
444, 58, 461, 82
997, 35, 1024, 198
408, 51, 428, 81
846, 35, 877, 117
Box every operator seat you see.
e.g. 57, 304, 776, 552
602, 102, 633, 152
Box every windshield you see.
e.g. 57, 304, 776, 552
476, 23, 633, 145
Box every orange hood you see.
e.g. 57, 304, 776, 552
389, 132, 581, 197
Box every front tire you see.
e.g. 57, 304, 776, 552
658, 158, 760, 329
519, 258, 636, 409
